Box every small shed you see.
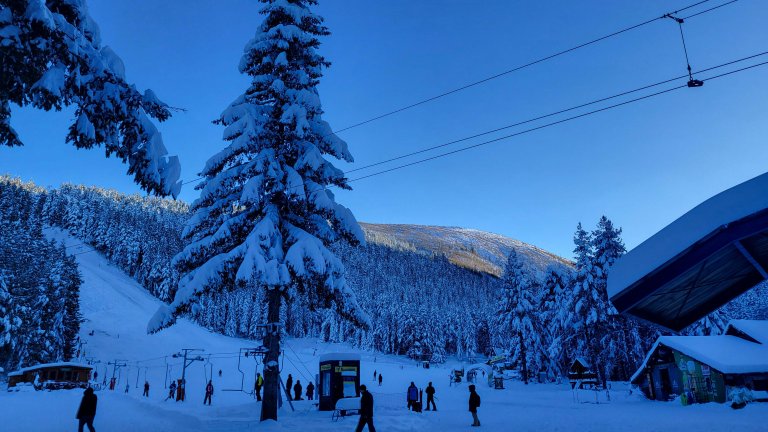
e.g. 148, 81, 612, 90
568, 358, 598, 389
8, 362, 92, 390
318, 353, 360, 411
631, 320, 768, 405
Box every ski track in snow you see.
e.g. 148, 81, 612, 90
1, 228, 765, 431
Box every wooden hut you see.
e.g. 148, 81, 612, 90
7, 362, 92, 390
631, 320, 768, 405
568, 358, 598, 389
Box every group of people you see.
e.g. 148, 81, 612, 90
284, 373, 316, 401
355, 380, 482, 431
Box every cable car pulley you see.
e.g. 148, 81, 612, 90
664, 13, 703, 88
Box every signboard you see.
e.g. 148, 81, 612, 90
701, 365, 710, 376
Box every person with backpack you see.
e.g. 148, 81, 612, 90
76, 387, 98, 432
425, 382, 437, 411
355, 384, 376, 432
468, 384, 481, 427
255, 372, 263, 401
406, 382, 419, 411
306, 381, 315, 400
204, 380, 214, 405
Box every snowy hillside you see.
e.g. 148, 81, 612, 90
362, 223, 571, 276
2, 227, 765, 432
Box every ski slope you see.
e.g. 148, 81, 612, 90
2, 228, 766, 431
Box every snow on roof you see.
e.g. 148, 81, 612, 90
631, 335, 768, 382
319, 353, 361, 362
608, 172, 768, 299
725, 319, 768, 345
7, 362, 92, 377
572, 357, 591, 368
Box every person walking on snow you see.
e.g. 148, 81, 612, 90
468, 384, 481, 427
204, 380, 214, 405
124, 383, 129, 394
285, 374, 293, 400
425, 382, 437, 411
143, 381, 150, 397
255, 372, 263, 401
373, 370, 377, 380
306, 381, 315, 401
166, 381, 177, 401
218, 369, 222, 378
378, 373, 382, 386
76, 387, 97, 432
294, 380, 303, 400
355, 384, 376, 432
406, 382, 419, 411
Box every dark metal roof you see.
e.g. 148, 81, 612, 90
610, 209, 768, 331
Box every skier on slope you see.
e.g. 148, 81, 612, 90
204, 380, 214, 405
294, 380, 303, 400
76, 387, 98, 432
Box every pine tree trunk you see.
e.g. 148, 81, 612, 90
520, 331, 528, 385
260, 289, 282, 422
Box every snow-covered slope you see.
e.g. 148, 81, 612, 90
361, 223, 571, 277
3, 228, 764, 432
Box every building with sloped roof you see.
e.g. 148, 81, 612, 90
631, 320, 768, 405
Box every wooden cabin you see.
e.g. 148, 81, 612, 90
7, 362, 92, 390
631, 320, 768, 405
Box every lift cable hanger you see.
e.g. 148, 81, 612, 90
664, 13, 703, 87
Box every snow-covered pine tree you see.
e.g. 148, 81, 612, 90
150, 0, 368, 421
539, 265, 572, 378
497, 249, 539, 384
685, 310, 729, 336
0, 0, 181, 197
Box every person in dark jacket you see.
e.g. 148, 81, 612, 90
76, 387, 97, 432
355, 384, 376, 432
166, 381, 177, 401
406, 382, 419, 411
293, 380, 303, 400
306, 381, 315, 400
285, 374, 293, 400
425, 382, 437, 411
204, 380, 214, 405
468, 384, 481, 427
143, 381, 150, 397
378, 374, 382, 386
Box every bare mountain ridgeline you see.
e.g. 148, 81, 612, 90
361, 223, 572, 277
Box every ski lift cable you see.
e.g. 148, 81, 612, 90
327, 0, 728, 136
341, 57, 768, 185
344, 50, 766, 175
284, 341, 315, 381
178, 0, 736, 187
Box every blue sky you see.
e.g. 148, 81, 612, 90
4, 0, 768, 258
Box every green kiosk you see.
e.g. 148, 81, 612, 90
319, 353, 361, 411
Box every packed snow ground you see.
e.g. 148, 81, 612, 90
2, 229, 766, 431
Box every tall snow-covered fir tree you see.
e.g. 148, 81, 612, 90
0, 0, 181, 197
149, 0, 368, 421
497, 249, 539, 384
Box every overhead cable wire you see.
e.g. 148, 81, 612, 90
179, 0, 738, 187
